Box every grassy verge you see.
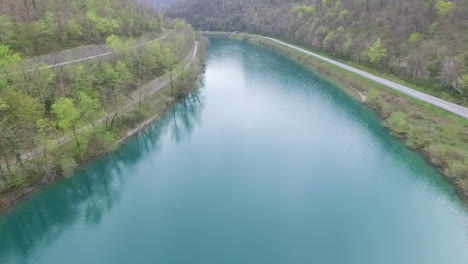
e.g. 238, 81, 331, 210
228, 33, 468, 202
0, 37, 207, 214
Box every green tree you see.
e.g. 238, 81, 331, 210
0, 98, 11, 173
366, 38, 387, 64
29, 66, 56, 105
458, 75, 468, 96
86, 10, 120, 36
72, 65, 94, 97
387, 111, 408, 134
52, 98, 81, 147
78, 92, 104, 127
408, 32, 422, 43
34, 118, 56, 166
0, 45, 21, 80
436, 1, 453, 15
106, 34, 125, 53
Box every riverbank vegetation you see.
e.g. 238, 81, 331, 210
229, 33, 468, 201
169, 0, 468, 105
0, 18, 206, 211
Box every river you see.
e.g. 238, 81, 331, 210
1, 37, 468, 264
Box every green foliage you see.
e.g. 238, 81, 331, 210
66, 19, 84, 40
3, 91, 43, 124
366, 38, 387, 64
436, 1, 453, 15
445, 161, 468, 179
339, 10, 349, 19
387, 111, 408, 134
1, 0, 162, 55
86, 10, 120, 36
34, 118, 56, 157
442, 126, 458, 140
322, 31, 335, 49
0, 99, 8, 112
0, 16, 16, 46
106, 35, 125, 52
366, 89, 379, 105
0, 2, 202, 199
58, 156, 77, 176
408, 32, 422, 43
52, 98, 80, 134
106, 35, 136, 54
334, 1, 342, 10
291, 5, 316, 17
72, 65, 94, 96
342, 38, 352, 55
458, 75, 468, 95
0, 45, 21, 74
322, 0, 329, 8
78, 92, 103, 125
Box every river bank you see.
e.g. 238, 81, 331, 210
0, 38, 207, 214
2, 37, 467, 264
213, 32, 468, 202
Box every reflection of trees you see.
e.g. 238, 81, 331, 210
0, 91, 204, 262
170, 90, 204, 143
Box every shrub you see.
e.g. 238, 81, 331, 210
59, 156, 77, 176
387, 111, 408, 134
406, 126, 429, 149
445, 161, 468, 179
366, 89, 380, 106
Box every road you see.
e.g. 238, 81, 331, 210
20, 30, 173, 73
2, 40, 199, 169
263, 37, 468, 119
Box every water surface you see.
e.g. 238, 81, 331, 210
1, 37, 468, 264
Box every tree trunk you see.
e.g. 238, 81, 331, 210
110, 112, 118, 129
170, 72, 175, 94
72, 123, 80, 147
31, 0, 37, 17
15, 153, 22, 166
23, 0, 31, 20
2, 155, 10, 173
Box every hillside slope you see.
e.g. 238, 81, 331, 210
169, 0, 468, 102
0, 0, 163, 56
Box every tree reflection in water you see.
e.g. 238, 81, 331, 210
0, 90, 204, 262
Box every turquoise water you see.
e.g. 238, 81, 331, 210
1, 37, 468, 264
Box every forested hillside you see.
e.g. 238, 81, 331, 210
0, 0, 163, 55
0, 0, 205, 206
169, 0, 468, 101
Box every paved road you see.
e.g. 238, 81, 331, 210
2, 41, 199, 170
263, 37, 468, 119
130, 41, 199, 100
21, 30, 173, 73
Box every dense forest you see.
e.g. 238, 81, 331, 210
0, 0, 205, 206
0, 0, 163, 55
169, 0, 468, 101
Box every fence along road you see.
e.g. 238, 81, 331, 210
2, 40, 199, 170
19, 29, 173, 73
